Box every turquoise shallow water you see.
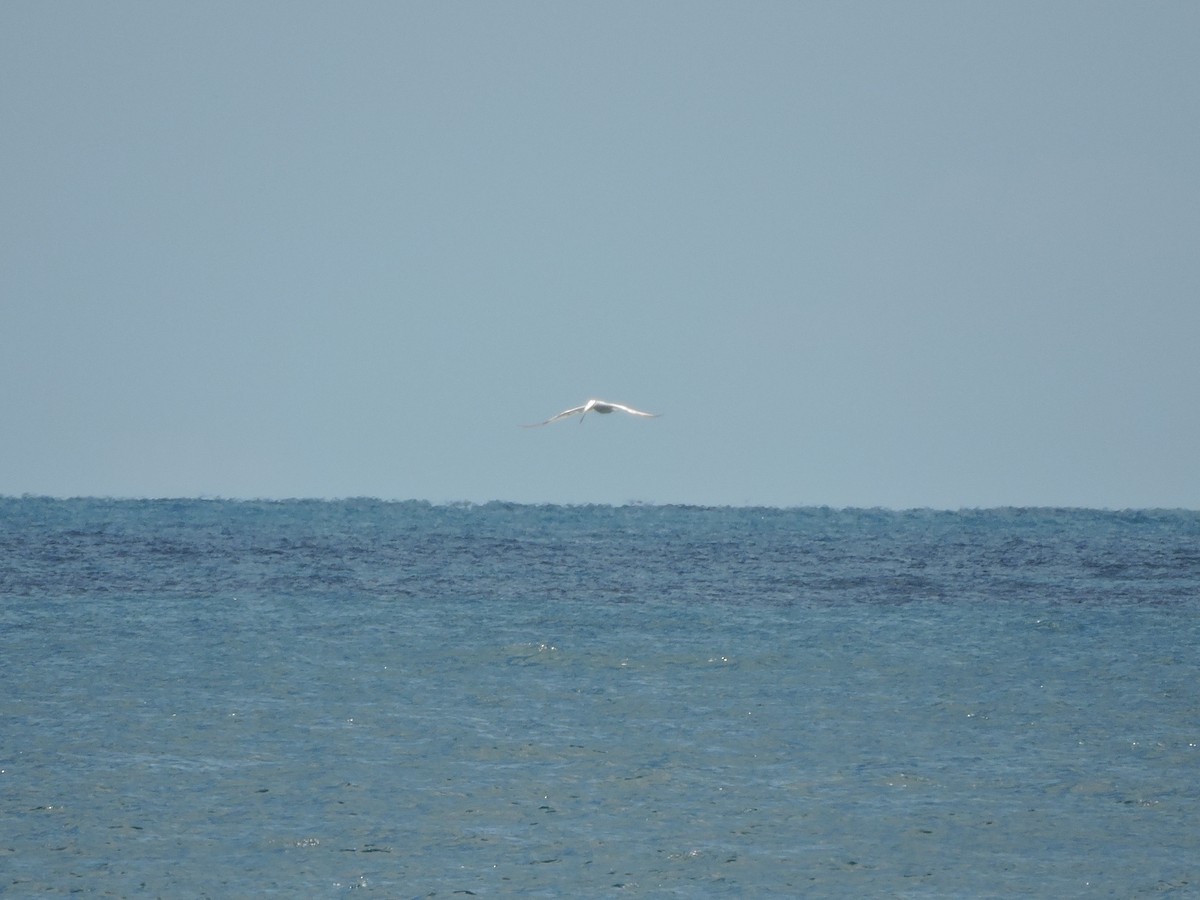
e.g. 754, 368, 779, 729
2, 499, 1198, 896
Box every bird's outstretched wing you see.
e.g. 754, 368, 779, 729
603, 402, 659, 418
520, 404, 588, 427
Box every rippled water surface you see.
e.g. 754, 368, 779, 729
2, 499, 1198, 896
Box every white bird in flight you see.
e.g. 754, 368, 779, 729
522, 398, 661, 427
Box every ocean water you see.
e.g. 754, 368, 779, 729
1, 498, 1197, 898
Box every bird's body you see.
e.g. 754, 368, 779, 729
522, 398, 660, 427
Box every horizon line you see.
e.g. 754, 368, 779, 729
3, 493, 1196, 515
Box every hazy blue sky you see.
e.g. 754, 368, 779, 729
3, 2, 1198, 508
